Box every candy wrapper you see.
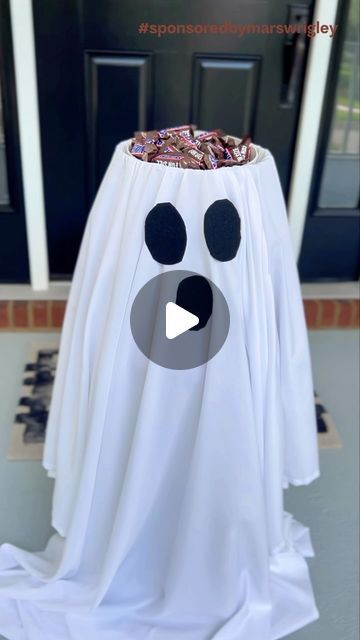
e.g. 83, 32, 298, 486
130, 125, 253, 169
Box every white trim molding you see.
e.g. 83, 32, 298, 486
1, 282, 358, 302
0, 283, 70, 301
9, 0, 49, 291
288, 0, 339, 260
301, 281, 360, 299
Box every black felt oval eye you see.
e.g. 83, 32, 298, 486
145, 203, 187, 265
204, 199, 241, 261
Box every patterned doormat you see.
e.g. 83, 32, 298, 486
7, 343, 342, 461
7, 342, 59, 461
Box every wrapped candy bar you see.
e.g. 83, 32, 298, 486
130, 126, 253, 169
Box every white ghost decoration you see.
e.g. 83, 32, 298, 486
0, 135, 320, 640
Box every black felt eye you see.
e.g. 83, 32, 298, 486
145, 203, 187, 265
204, 199, 241, 262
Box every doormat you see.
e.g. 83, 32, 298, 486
7, 344, 342, 460
7, 341, 59, 461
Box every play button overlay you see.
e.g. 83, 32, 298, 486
130, 270, 230, 370
166, 302, 199, 339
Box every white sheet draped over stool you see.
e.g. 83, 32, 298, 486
0, 138, 320, 640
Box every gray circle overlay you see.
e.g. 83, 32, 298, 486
130, 270, 230, 370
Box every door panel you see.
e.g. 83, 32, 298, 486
33, 0, 314, 279
192, 56, 261, 136
85, 52, 154, 202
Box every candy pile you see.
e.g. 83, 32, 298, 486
130, 125, 252, 169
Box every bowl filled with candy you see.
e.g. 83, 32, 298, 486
129, 125, 254, 169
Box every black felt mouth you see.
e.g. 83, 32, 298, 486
175, 275, 213, 331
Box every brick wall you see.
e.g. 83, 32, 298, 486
0, 299, 359, 331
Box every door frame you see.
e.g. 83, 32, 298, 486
297, 0, 360, 282
287, 0, 340, 260
7, 0, 48, 290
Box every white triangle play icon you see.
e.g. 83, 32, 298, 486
166, 302, 199, 340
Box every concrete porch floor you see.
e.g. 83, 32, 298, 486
0, 329, 358, 640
